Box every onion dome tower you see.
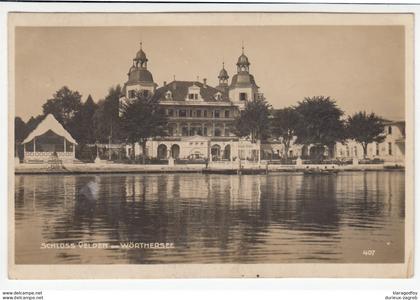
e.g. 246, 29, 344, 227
123, 42, 157, 100
229, 45, 259, 109
216, 62, 229, 93
236, 46, 250, 73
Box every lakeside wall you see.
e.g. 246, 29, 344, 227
14, 161, 404, 175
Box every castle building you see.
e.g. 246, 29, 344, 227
119, 43, 263, 161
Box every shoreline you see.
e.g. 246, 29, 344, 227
14, 162, 404, 175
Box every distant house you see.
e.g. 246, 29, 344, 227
22, 114, 77, 163
335, 120, 405, 164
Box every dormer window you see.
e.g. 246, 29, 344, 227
239, 92, 247, 101
165, 91, 172, 100
214, 92, 222, 101
188, 93, 199, 100
187, 84, 201, 101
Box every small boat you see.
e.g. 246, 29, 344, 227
303, 168, 339, 175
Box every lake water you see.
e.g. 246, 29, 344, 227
15, 171, 405, 264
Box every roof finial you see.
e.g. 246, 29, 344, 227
173, 74, 176, 81
241, 40, 244, 54
196, 75, 199, 82
140, 41, 142, 49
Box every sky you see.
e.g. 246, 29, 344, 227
15, 25, 405, 121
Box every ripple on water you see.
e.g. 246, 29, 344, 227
14, 171, 405, 264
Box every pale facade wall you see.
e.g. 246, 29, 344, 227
126, 138, 258, 161
229, 86, 257, 109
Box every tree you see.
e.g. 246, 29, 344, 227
346, 111, 386, 158
71, 95, 98, 144
15, 117, 27, 144
234, 97, 271, 143
119, 91, 168, 162
25, 115, 45, 136
295, 96, 346, 159
93, 85, 122, 143
15, 117, 27, 158
271, 107, 300, 159
42, 86, 82, 127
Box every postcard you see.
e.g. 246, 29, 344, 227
8, 12, 414, 279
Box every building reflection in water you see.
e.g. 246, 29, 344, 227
14, 171, 405, 264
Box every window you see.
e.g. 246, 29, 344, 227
388, 126, 392, 135
215, 93, 222, 101
376, 143, 380, 156
204, 127, 208, 136
179, 110, 187, 117
225, 127, 230, 136
188, 93, 198, 100
128, 90, 136, 99
214, 128, 222, 136
225, 110, 230, 118
168, 109, 174, 117
189, 110, 193, 117
181, 125, 189, 136
165, 91, 172, 100
214, 110, 220, 118
196, 110, 202, 117
388, 142, 392, 155
204, 110, 208, 117
239, 92, 247, 101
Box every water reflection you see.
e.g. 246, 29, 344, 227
15, 171, 405, 264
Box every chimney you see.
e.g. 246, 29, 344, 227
203, 78, 207, 88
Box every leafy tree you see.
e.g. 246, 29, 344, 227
346, 111, 386, 158
71, 95, 98, 144
42, 86, 82, 126
25, 114, 45, 136
271, 107, 300, 159
119, 91, 168, 162
15, 117, 27, 144
295, 96, 346, 159
234, 97, 271, 143
15, 117, 27, 158
93, 85, 122, 143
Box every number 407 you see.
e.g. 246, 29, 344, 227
362, 249, 375, 256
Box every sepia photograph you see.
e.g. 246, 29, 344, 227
8, 12, 413, 278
